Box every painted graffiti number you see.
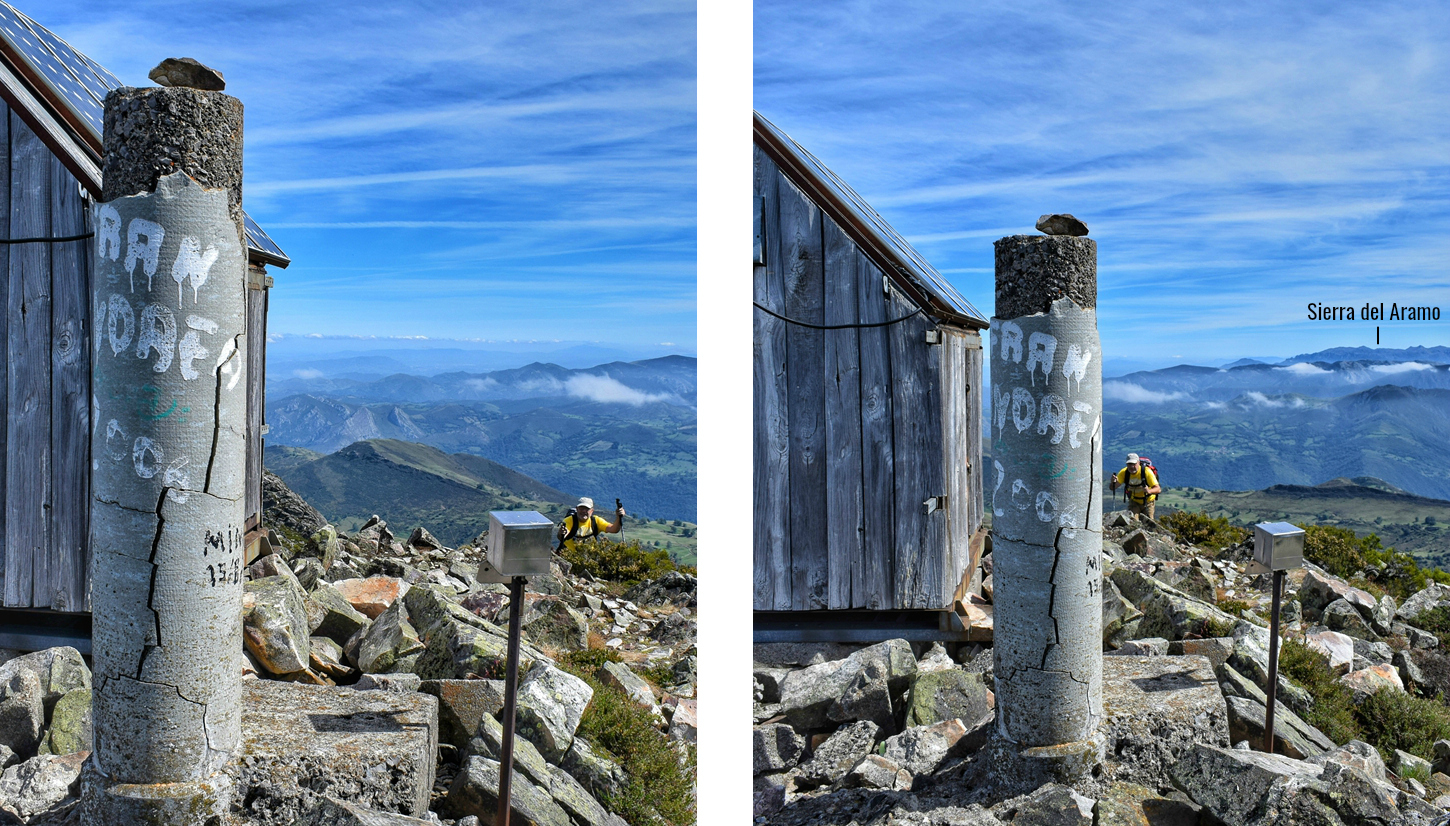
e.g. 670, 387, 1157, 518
204, 526, 244, 587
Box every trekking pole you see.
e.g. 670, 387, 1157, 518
616, 498, 625, 537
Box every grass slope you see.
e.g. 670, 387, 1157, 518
1155, 477, 1450, 571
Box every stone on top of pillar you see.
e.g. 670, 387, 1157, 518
148, 57, 227, 91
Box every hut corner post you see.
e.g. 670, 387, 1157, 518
988, 233, 1106, 792
82, 82, 247, 824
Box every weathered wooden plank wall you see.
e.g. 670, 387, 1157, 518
822, 218, 863, 609
856, 252, 894, 610
753, 153, 981, 612
246, 265, 267, 524
753, 147, 791, 610
49, 148, 89, 612
780, 175, 827, 611
0, 105, 9, 591
965, 336, 983, 540
5, 111, 53, 608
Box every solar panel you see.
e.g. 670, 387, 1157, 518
756, 112, 984, 324
0, 1, 289, 267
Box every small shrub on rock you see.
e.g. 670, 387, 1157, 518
559, 662, 696, 825
1356, 689, 1450, 762
1410, 605, 1450, 650
562, 537, 677, 584
1279, 638, 1361, 745
1162, 511, 1246, 551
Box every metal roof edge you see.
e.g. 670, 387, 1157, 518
753, 111, 987, 330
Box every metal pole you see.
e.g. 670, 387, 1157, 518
84, 65, 247, 825
1264, 570, 1284, 754
497, 575, 527, 826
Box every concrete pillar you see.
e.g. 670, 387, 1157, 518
989, 228, 1105, 786
83, 78, 247, 824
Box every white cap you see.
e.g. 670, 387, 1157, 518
577, 497, 594, 509
1126, 453, 1140, 464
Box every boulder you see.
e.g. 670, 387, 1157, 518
1226, 621, 1312, 711
1303, 629, 1354, 674
880, 718, 977, 776
1299, 568, 1376, 618
407, 526, 442, 551
1393, 650, 1425, 693
523, 598, 589, 652
1372, 595, 1397, 635
1166, 637, 1234, 673
445, 756, 571, 826
796, 721, 879, 788
668, 698, 697, 744
1350, 637, 1394, 672
991, 783, 1094, 824
36, 688, 91, 756
0, 670, 44, 758
597, 662, 658, 718
648, 612, 693, 644
353, 598, 425, 674
307, 583, 373, 645
1394, 749, 1432, 779
466, 712, 553, 789
516, 665, 593, 762
1307, 739, 1388, 783
0, 751, 86, 821
294, 797, 433, 825
1112, 568, 1238, 641
561, 739, 627, 802
1109, 638, 1168, 656
754, 723, 805, 773
778, 639, 916, 732
903, 670, 993, 729
1093, 781, 1200, 826
413, 615, 538, 682
231, 680, 437, 824
849, 754, 912, 790
1101, 577, 1141, 644
1218, 663, 1334, 759
244, 574, 312, 674
1100, 655, 1230, 786
333, 577, 410, 620
0, 647, 90, 716
1171, 742, 1405, 826
1396, 582, 1450, 624
354, 673, 422, 693
421, 679, 506, 751
625, 572, 697, 608
309, 637, 354, 681
1323, 598, 1375, 640
1339, 664, 1404, 703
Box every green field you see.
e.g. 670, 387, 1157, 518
1154, 477, 1450, 571
614, 515, 697, 567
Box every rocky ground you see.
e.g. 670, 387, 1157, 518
0, 472, 697, 825
753, 510, 1450, 826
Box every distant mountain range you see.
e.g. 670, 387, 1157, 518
265, 356, 697, 522
1096, 347, 1450, 501
270, 440, 573, 547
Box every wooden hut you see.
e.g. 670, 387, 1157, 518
0, 3, 289, 644
754, 112, 988, 634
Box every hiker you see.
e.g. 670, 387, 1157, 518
557, 497, 625, 551
1110, 452, 1161, 521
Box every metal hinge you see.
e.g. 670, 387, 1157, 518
247, 270, 274, 290
923, 495, 947, 514
260, 424, 270, 436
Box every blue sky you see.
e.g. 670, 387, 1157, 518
37, 0, 695, 352
755, 1, 1450, 372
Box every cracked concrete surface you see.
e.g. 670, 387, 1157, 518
89, 171, 247, 804
990, 284, 1104, 751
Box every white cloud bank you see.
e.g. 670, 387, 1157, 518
1103, 381, 1187, 404
1275, 362, 1330, 375
566, 374, 673, 406
1371, 362, 1433, 374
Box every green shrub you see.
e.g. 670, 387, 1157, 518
1410, 605, 1450, 650
1218, 598, 1253, 617
1300, 524, 1370, 579
558, 662, 696, 825
1161, 510, 1247, 551
562, 536, 678, 584
1278, 638, 1361, 745
557, 648, 623, 671
1356, 689, 1450, 762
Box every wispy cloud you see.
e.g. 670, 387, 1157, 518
756, 0, 1450, 361
566, 374, 674, 406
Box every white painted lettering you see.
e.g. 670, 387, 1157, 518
993, 384, 1010, 436
1037, 393, 1067, 444
178, 316, 217, 381
133, 436, 162, 479
1026, 332, 1057, 386
1011, 386, 1036, 433
125, 218, 164, 293
171, 236, 219, 305
137, 303, 177, 373
106, 294, 135, 356
97, 204, 121, 261
999, 321, 1023, 363
993, 460, 1005, 517
1062, 344, 1092, 391
1068, 401, 1092, 448
1036, 491, 1058, 523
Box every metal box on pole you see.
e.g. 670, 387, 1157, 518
1252, 522, 1305, 572
480, 511, 555, 578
